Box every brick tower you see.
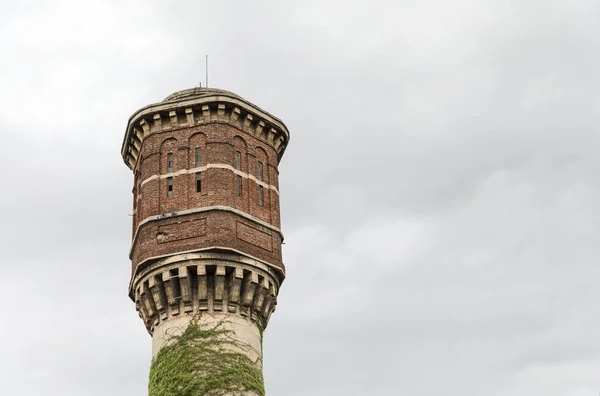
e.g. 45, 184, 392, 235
121, 88, 289, 395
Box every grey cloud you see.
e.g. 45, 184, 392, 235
1, 1, 599, 395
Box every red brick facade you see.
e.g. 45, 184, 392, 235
123, 88, 289, 294
122, 89, 289, 304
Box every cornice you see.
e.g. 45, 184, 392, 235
121, 88, 290, 171
132, 250, 281, 334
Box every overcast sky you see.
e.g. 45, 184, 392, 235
1, 1, 599, 395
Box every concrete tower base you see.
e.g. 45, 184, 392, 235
152, 313, 263, 396
152, 313, 263, 362
133, 252, 279, 394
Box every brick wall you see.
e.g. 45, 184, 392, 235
130, 122, 284, 277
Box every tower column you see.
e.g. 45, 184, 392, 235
121, 88, 290, 395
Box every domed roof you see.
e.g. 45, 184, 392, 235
163, 88, 246, 103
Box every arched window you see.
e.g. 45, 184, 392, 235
167, 153, 173, 173
255, 146, 269, 184
235, 151, 241, 170
257, 161, 263, 181
188, 132, 207, 169
195, 148, 202, 168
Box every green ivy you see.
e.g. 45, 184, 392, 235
149, 318, 265, 396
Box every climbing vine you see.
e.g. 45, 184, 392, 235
149, 318, 265, 396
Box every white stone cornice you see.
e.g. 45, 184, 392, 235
131, 250, 282, 334
121, 88, 290, 170
129, 249, 285, 301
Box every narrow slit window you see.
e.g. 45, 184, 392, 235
235, 151, 241, 170
195, 148, 201, 168
167, 177, 173, 199
237, 176, 242, 196
195, 173, 202, 193
259, 186, 264, 207
257, 161, 263, 181
167, 153, 173, 173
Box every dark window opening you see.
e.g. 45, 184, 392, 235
167, 177, 173, 199
259, 186, 264, 207
237, 176, 242, 196
167, 153, 173, 173
195, 148, 201, 167
196, 173, 202, 193
257, 161, 263, 181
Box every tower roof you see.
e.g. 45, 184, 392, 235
121, 87, 290, 170
163, 87, 245, 102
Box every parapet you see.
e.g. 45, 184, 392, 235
121, 88, 290, 171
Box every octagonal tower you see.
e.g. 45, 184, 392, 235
121, 88, 289, 394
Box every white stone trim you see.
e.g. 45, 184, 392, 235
129, 247, 285, 297
121, 90, 290, 170
137, 205, 281, 233
132, 249, 282, 286
140, 163, 279, 195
